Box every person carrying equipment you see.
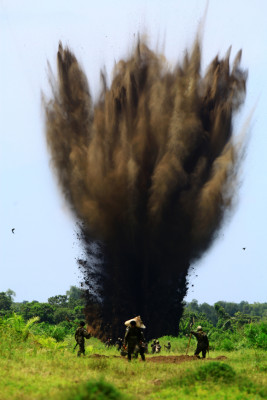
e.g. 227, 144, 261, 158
164, 341, 171, 351
124, 320, 145, 361
75, 321, 91, 356
190, 326, 209, 359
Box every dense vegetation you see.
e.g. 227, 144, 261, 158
184, 299, 267, 326
1, 287, 266, 328
0, 313, 266, 399
0, 286, 85, 323
0, 288, 266, 399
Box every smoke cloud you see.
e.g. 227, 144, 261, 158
44, 36, 247, 339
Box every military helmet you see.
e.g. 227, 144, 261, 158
197, 326, 202, 331
80, 321, 86, 326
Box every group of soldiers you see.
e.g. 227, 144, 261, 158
150, 339, 171, 353
74, 319, 209, 361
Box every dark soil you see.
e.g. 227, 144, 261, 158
146, 355, 227, 364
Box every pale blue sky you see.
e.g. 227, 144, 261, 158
0, 0, 266, 304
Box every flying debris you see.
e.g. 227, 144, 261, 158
44, 34, 247, 339
11, 228, 15, 234
243, 247, 246, 250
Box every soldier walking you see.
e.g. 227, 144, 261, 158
75, 321, 91, 357
124, 320, 145, 361
190, 326, 209, 359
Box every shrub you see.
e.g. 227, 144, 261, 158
50, 325, 69, 342
0, 314, 39, 341
162, 362, 236, 390
64, 379, 126, 400
36, 336, 68, 350
194, 362, 236, 382
243, 322, 267, 349
30, 321, 71, 341
220, 337, 235, 351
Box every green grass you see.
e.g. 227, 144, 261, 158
0, 328, 266, 400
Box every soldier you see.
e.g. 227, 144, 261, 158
164, 341, 171, 351
190, 326, 209, 359
151, 339, 157, 354
115, 337, 123, 351
75, 321, 91, 357
134, 333, 146, 360
144, 341, 149, 354
155, 340, 161, 353
124, 320, 145, 361
105, 338, 113, 348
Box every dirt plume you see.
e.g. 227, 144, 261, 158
44, 36, 247, 339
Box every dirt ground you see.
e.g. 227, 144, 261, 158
91, 354, 227, 364
146, 355, 227, 364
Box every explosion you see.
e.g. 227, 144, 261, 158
44, 36, 247, 339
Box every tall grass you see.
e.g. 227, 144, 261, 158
0, 315, 266, 399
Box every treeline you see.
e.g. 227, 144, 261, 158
179, 300, 267, 351
0, 286, 85, 324
0, 288, 266, 329
184, 299, 267, 326
178, 299, 267, 348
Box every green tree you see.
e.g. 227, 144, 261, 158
21, 302, 55, 323
48, 295, 68, 307
179, 308, 213, 336
187, 299, 199, 312
199, 302, 217, 325
240, 301, 251, 314
6, 289, 16, 301
232, 311, 260, 327
0, 292, 12, 313
53, 307, 73, 324
215, 303, 232, 330
66, 286, 85, 307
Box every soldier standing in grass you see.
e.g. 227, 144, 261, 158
155, 340, 161, 353
164, 341, 171, 351
190, 326, 209, 359
151, 339, 157, 354
115, 337, 123, 351
75, 321, 91, 357
105, 338, 113, 348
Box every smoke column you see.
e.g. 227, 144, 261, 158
44, 36, 247, 339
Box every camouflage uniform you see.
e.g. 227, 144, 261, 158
75, 326, 91, 356
115, 338, 123, 351
124, 325, 145, 361
155, 340, 161, 353
105, 338, 112, 348
190, 330, 209, 358
164, 342, 171, 351
151, 339, 157, 354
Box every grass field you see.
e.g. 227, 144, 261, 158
0, 333, 266, 400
